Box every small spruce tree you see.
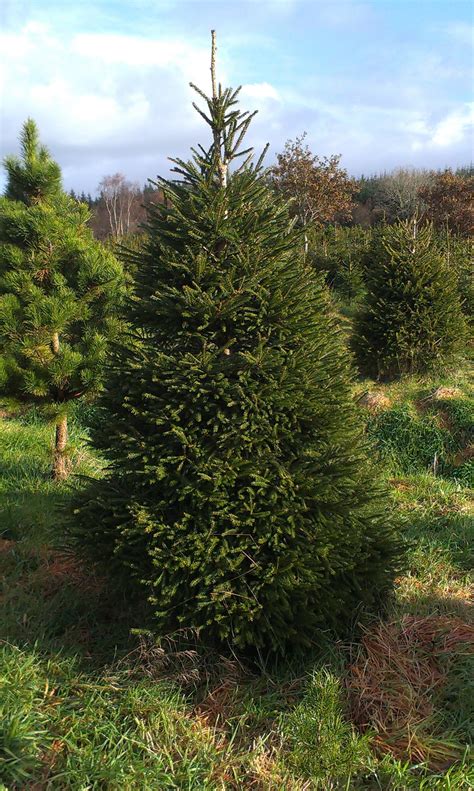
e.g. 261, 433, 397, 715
354, 219, 467, 379
70, 34, 403, 651
0, 120, 126, 479
436, 228, 474, 320
310, 225, 369, 302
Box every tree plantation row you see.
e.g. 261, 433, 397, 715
0, 44, 471, 653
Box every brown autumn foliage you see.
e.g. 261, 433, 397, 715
270, 133, 356, 226
420, 170, 474, 237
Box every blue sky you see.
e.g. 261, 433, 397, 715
1, 0, 473, 192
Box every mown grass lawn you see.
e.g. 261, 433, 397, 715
1, 369, 472, 790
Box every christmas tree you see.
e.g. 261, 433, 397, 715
70, 34, 403, 651
354, 219, 467, 379
0, 119, 126, 479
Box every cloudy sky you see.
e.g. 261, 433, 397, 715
1, 0, 473, 194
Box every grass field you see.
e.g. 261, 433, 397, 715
1, 369, 473, 789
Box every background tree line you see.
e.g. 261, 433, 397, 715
71, 139, 473, 243
69, 175, 165, 240
75, 143, 472, 315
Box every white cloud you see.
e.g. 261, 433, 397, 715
407, 103, 474, 151
0, 21, 217, 190
241, 83, 280, 102
0, 13, 472, 192
430, 103, 474, 147
71, 32, 210, 84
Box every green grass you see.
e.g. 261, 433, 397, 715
0, 643, 232, 790
0, 375, 473, 789
0, 404, 103, 549
363, 379, 473, 483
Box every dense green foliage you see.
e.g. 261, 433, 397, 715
435, 230, 474, 320
68, 76, 403, 652
354, 220, 467, 379
0, 120, 126, 476
0, 120, 125, 404
310, 225, 370, 301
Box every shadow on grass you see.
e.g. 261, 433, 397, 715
0, 490, 69, 549
0, 415, 142, 670
0, 538, 152, 670
1, 408, 104, 545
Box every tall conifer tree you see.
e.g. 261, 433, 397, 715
354, 219, 467, 379
70, 34, 403, 651
0, 120, 126, 478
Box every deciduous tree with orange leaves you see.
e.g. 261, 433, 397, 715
270, 133, 356, 229
420, 170, 474, 237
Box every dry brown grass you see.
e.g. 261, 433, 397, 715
0, 537, 16, 553
357, 390, 392, 411
347, 614, 474, 769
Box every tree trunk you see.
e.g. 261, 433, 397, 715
53, 414, 68, 480
51, 331, 68, 480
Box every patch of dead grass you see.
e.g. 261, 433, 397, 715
347, 615, 474, 770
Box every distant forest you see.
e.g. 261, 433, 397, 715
69, 148, 474, 241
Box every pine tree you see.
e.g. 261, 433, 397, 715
310, 224, 369, 302
436, 228, 474, 320
0, 119, 126, 479
70, 34, 403, 651
354, 219, 467, 379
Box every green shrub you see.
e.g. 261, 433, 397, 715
436, 397, 474, 449
436, 231, 474, 320
367, 406, 448, 474
0, 120, 126, 479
